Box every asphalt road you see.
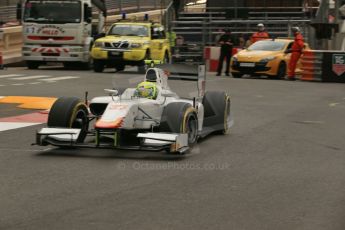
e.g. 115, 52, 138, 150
0, 65, 345, 230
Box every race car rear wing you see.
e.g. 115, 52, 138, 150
157, 64, 206, 98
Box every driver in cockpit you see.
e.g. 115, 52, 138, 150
134, 69, 159, 100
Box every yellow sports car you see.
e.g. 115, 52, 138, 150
231, 39, 309, 79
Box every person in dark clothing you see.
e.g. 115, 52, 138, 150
216, 29, 238, 76
173, 0, 181, 19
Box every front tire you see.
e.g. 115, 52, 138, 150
275, 61, 286, 79
159, 102, 198, 150
93, 60, 105, 72
48, 97, 89, 143
27, 61, 39, 70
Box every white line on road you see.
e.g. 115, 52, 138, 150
39, 76, 79, 81
0, 74, 24, 79
0, 122, 41, 132
11, 83, 25, 86
28, 82, 42, 85
11, 75, 51, 80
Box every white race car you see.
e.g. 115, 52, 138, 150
36, 64, 233, 154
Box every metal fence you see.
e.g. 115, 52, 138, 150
0, 5, 17, 26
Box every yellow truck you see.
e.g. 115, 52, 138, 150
91, 20, 171, 72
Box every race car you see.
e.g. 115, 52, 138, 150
230, 39, 309, 79
35, 64, 233, 154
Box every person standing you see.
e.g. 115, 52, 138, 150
216, 29, 238, 76
250, 23, 269, 44
287, 27, 304, 81
303, 0, 320, 18
173, 0, 181, 19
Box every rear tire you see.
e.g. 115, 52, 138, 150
93, 60, 105, 72
159, 102, 198, 151
27, 61, 39, 70
48, 97, 89, 143
203, 91, 231, 134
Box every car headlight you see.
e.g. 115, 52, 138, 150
94, 42, 104, 48
260, 56, 276, 62
131, 43, 142, 48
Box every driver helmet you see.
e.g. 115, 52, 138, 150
134, 81, 158, 99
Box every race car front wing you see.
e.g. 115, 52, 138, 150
35, 128, 189, 154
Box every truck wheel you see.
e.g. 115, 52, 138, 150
203, 91, 231, 134
93, 60, 104, 72
159, 102, 198, 147
47, 97, 89, 143
27, 61, 39, 70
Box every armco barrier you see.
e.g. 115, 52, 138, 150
301, 50, 345, 83
204, 46, 242, 72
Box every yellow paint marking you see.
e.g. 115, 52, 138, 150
0, 96, 57, 110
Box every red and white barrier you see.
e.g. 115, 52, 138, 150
32, 47, 70, 53
204, 46, 242, 72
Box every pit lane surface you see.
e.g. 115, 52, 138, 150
1, 66, 345, 230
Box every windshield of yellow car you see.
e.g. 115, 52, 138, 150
248, 40, 286, 51
108, 24, 149, 37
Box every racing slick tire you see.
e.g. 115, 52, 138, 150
47, 97, 89, 143
202, 91, 231, 134
159, 102, 198, 149
27, 61, 40, 70
93, 60, 105, 72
